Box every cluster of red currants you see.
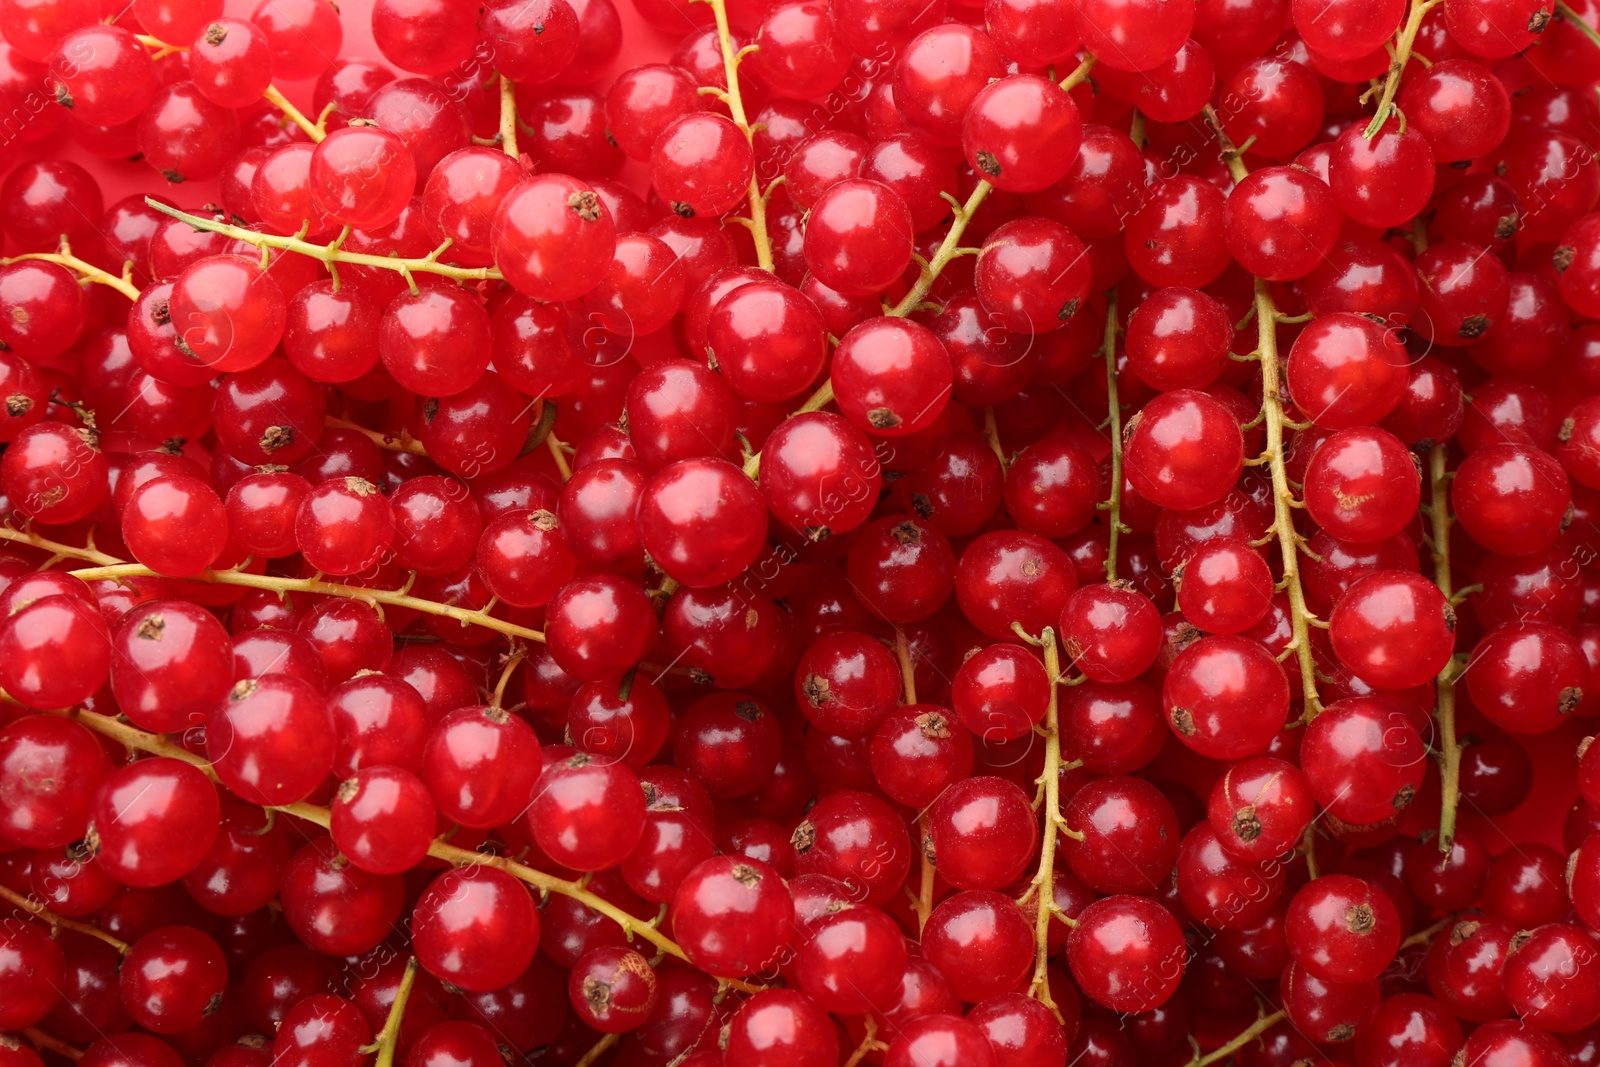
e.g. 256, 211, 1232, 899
6, 0, 1600, 1063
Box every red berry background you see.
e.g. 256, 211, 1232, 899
3, 0, 1600, 1065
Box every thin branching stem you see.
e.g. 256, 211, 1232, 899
499, 74, 520, 158
143, 201, 500, 283
92, 562, 548, 643
761, 54, 1098, 442
573, 1034, 619, 1067
1258, 278, 1325, 720
1101, 296, 1127, 582
1428, 443, 1465, 854
1401, 912, 1458, 950
842, 1019, 886, 1067
324, 416, 430, 455
1363, 0, 1445, 136
1203, 108, 1324, 718
262, 84, 326, 142
367, 958, 417, 1067
21, 1031, 83, 1061
695, 0, 772, 271
1020, 626, 1080, 1021
0, 525, 547, 643
3, 246, 140, 300
1558, 0, 1600, 48
1191, 1010, 1287, 1067
0, 883, 131, 954
49, 705, 762, 992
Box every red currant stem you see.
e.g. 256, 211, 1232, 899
1022, 625, 1075, 1022
0, 881, 131, 954
2, 247, 140, 301
1427, 442, 1465, 855
20, 1031, 83, 1062
491, 644, 526, 708
545, 429, 574, 480
51, 704, 757, 991
142, 200, 502, 283
498, 74, 520, 159
1200, 152, 1324, 718
888, 183, 993, 317
1558, 0, 1600, 47
313, 101, 339, 136
647, 575, 681, 608
65, 558, 551, 644
262, 84, 326, 142
1129, 109, 1146, 149
842, 1018, 886, 1067
423, 836, 761, 988
573, 1034, 620, 1067
133, 32, 188, 59
1262, 299, 1325, 718
1399, 911, 1458, 950
748, 73, 1095, 464
0, 523, 123, 567
982, 406, 1008, 471
891, 52, 1097, 324
324, 415, 430, 455
133, 33, 187, 50
914, 812, 935, 936
526, 398, 560, 455
1190, 1008, 1287, 1067
361, 956, 417, 1067
1362, 0, 1445, 137
792, 377, 836, 416
693, 0, 772, 272
895, 626, 938, 935
1099, 295, 1128, 582
894, 628, 917, 705
1301, 822, 1320, 879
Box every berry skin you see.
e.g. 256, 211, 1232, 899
1284, 874, 1402, 985
922, 890, 1035, 1003
0, 715, 115, 850
1452, 441, 1572, 556
1300, 697, 1427, 825
528, 753, 647, 871
1286, 312, 1410, 429
411, 867, 541, 993
831, 317, 953, 437
569, 945, 658, 1033
1067, 895, 1188, 1012
1075, 0, 1194, 72
207, 674, 336, 806
90, 758, 222, 888
1329, 570, 1456, 690
1163, 635, 1290, 760
670, 856, 793, 978
1207, 756, 1314, 863
494, 175, 617, 302
961, 74, 1081, 194
975, 218, 1091, 334
803, 179, 914, 297
1124, 389, 1245, 511
119, 926, 228, 1034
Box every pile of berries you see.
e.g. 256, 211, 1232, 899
7, 0, 1600, 1063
